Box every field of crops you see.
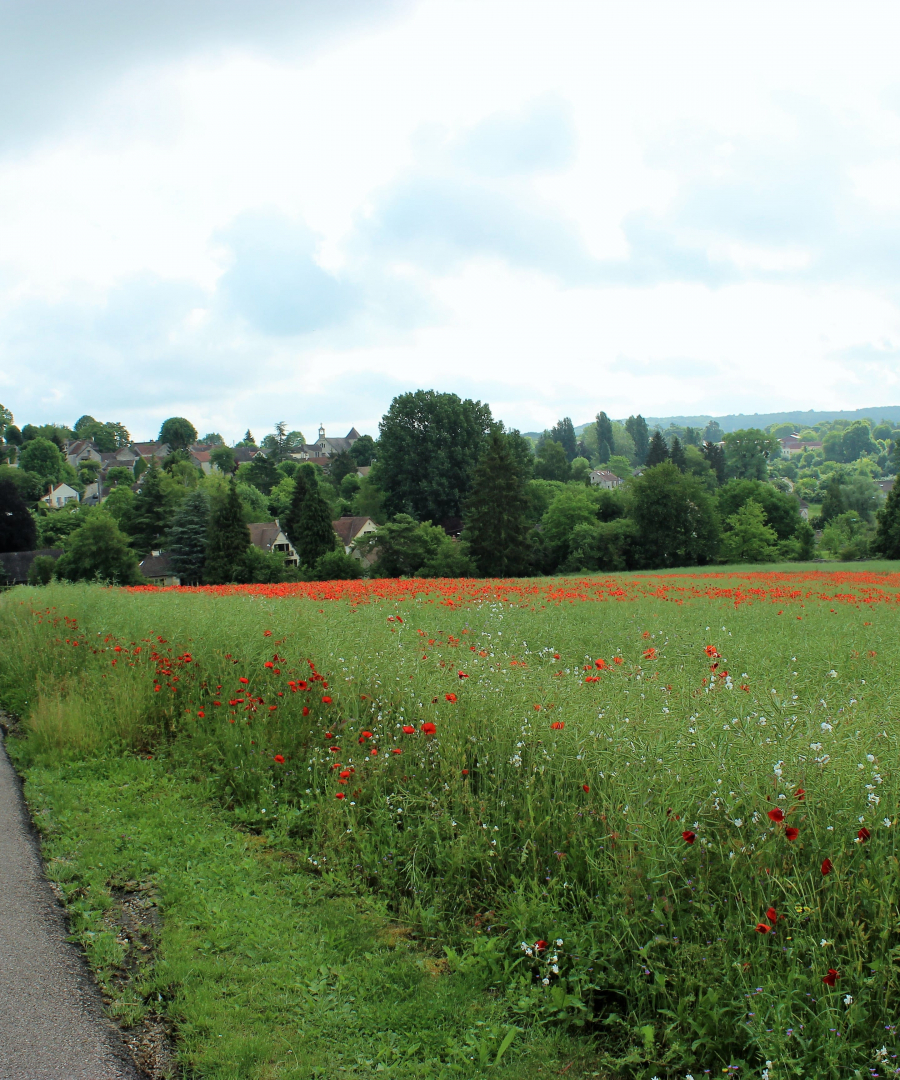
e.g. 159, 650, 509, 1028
2, 565, 900, 1078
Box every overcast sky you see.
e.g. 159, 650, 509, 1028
2, 0, 900, 443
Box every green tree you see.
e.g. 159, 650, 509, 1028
873, 482, 900, 559
595, 412, 614, 465
547, 417, 577, 461
27, 555, 56, 585
210, 446, 236, 474
200, 432, 225, 446
0, 403, 13, 430
102, 485, 135, 530
605, 455, 633, 480
55, 511, 142, 584
0, 478, 37, 552
106, 465, 135, 486
703, 420, 724, 443
644, 431, 669, 468
312, 549, 363, 581
295, 483, 337, 569
282, 464, 312, 548
562, 518, 638, 573
570, 456, 591, 484
719, 501, 778, 563
158, 417, 198, 451
534, 439, 570, 482
625, 415, 650, 465
701, 441, 726, 484
204, 480, 251, 584
18, 437, 65, 489
129, 458, 173, 555
358, 514, 474, 578
350, 434, 376, 466
818, 475, 845, 525
376, 390, 493, 521
462, 430, 531, 577
723, 429, 779, 481
239, 454, 279, 495
4, 424, 22, 446
236, 430, 256, 447
629, 462, 720, 569
168, 489, 210, 585
716, 480, 801, 541
541, 488, 605, 570
669, 436, 687, 472
73, 414, 96, 434
329, 451, 357, 486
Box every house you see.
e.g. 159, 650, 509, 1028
356, 465, 372, 478
877, 478, 895, 494
189, 449, 213, 474
779, 436, 823, 456
41, 483, 80, 508
293, 425, 361, 460
0, 548, 63, 586
248, 523, 299, 566
332, 515, 378, 554
589, 470, 623, 489
798, 500, 810, 521
64, 439, 102, 468
232, 446, 268, 466
81, 482, 112, 506
114, 446, 141, 465
139, 552, 182, 587
129, 442, 171, 462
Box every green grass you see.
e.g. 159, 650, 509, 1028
3, 566, 900, 1078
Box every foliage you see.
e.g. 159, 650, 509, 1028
595, 412, 613, 464
295, 482, 338, 570
204, 480, 251, 585
561, 517, 638, 572
329, 450, 357, 486
701, 440, 726, 484
349, 434, 376, 466
106, 465, 135, 487
200, 432, 225, 446
818, 475, 845, 525
73, 418, 131, 450
240, 545, 299, 585
158, 417, 198, 451
129, 458, 174, 555
719, 500, 778, 563
546, 417, 577, 462
819, 511, 871, 560
18, 437, 65, 488
569, 456, 591, 484
462, 430, 532, 578
27, 555, 56, 585
703, 419, 724, 442
669, 435, 687, 472
237, 454, 280, 496
281, 464, 311, 549
376, 390, 494, 522
35, 505, 85, 547
604, 455, 632, 480
624, 414, 650, 464
723, 428, 779, 481
311, 549, 363, 581
716, 479, 801, 542
54, 512, 142, 584
168, 489, 210, 586
644, 430, 669, 468
629, 462, 721, 568
533, 439, 570, 482
210, 445, 236, 474
360, 514, 474, 578
0, 477, 37, 552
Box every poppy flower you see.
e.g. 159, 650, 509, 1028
302, 707, 310, 716
462, 768, 469, 776
821, 858, 833, 875
335, 792, 346, 800
263, 630, 272, 636
273, 754, 285, 764
858, 827, 870, 842
239, 677, 249, 685
682, 830, 696, 844
613, 657, 623, 665
705, 645, 719, 658
534, 940, 547, 951
322, 696, 332, 704
551, 721, 565, 730
766, 907, 778, 922
785, 827, 799, 841
402, 725, 415, 734
457, 671, 469, 679
421, 722, 437, 735
391, 748, 402, 755
795, 788, 805, 801
767, 807, 785, 823
358, 730, 373, 743
264, 661, 274, 669
582, 784, 590, 793
755, 923, 771, 934
643, 647, 657, 659
445, 693, 457, 703
822, 968, 839, 986
325, 731, 335, 739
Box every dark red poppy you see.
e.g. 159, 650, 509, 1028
822, 968, 839, 986
582, 784, 590, 793
821, 858, 833, 875
794, 788, 805, 801
768, 807, 785, 823
273, 754, 285, 764
302, 707, 310, 716
755, 923, 771, 934
766, 906, 778, 922
461, 768, 469, 775
858, 827, 870, 842
785, 827, 799, 842
325, 731, 335, 739
358, 730, 373, 743
682, 830, 696, 844
458, 670, 469, 679
421, 722, 437, 735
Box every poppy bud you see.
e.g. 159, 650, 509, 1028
821, 858, 833, 875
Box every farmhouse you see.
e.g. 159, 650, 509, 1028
41, 483, 80, 508
139, 552, 181, 587
589, 469, 623, 489
332, 515, 378, 560
248, 523, 299, 566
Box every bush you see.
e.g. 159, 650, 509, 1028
27, 556, 56, 585
312, 550, 363, 581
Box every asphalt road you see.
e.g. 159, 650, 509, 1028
0, 730, 143, 1080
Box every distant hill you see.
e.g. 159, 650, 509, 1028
524, 406, 900, 440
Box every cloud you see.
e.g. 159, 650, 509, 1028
455, 95, 577, 177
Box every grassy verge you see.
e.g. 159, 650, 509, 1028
11, 747, 591, 1078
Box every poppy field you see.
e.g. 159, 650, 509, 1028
2, 565, 900, 1078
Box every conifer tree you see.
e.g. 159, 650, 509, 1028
873, 482, 900, 559
281, 464, 312, 548
0, 477, 37, 552
168, 489, 210, 585
669, 436, 687, 472
818, 475, 845, 525
204, 479, 251, 584
295, 482, 337, 569
645, 430, 670, 468
595, 412, 614, 465
129, 458, 172, 554
463, 430, 530, 577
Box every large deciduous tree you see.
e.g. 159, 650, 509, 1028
629, 462, 720, 568
716, 480, 800, 541
0, 478, 37, 552
547, 417, 577, 462
376, 390, 493, 522
533, 439, 570, 482
55, 512, 143, 584
723, 429, 779, 481
873, 482, 900, 559
462, 430, 531, 577
158, 416, 198, 451
18, 438, 65, 489
625, 414, 650, 465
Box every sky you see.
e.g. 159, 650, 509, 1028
2, 0, 900, 444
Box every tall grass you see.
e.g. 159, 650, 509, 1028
2, 572, 900, 1077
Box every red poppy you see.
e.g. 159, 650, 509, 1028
534, 940, 547, 951
273, 754, 285, 764
582, 784, 590, 793
239, 677, 249, 685
822, 968, 839, 986
402, 725, 415, 734
358, 730, 373, 743
302, 706, 310, 716
322, 696, 332, 704
445, 693, 457, 703
458, 670, 469, 679
595, 658, 607, 669
643, 647, 657, 659
613, 657, 623, 665
785, 827, 799, 841
391, 748, 402, 755
263, 630, 272, 636
329, 746, 341, 753
858, 827, 870, 842
335, 791, 346, 800
821, 858, 833, 875
264, 661, 274, 669
325, 731, 335, 739
197, 710, 205, 718
767, 807, 785, 823
766, 906, 778, 922
461, 768, 469, 776
421, 722, 437, 735
705, 645, 719, 658
682, 830, 696, 844
755, 923, 771, 934
551, 721, 565, 730
794, 788, 805, 801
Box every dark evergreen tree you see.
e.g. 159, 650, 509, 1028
168, 489, 210, 585
819, 475, 845, 525
295, 484, 337, 569
281, 464, 313, 548
873, 482, 900, 559
548, 417, 578, 461
329, 451, 357, 486
204, 479, 251, 584
462, 430, 531, 577
669, 436, 687, 472
595, 412, 614, 464
625, 414, 650, 465
701, 441, 726, 484
129, 458, 172, 555
645, 430, 670, 468
0, 478, 37, 552
243, 454, 279, 495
